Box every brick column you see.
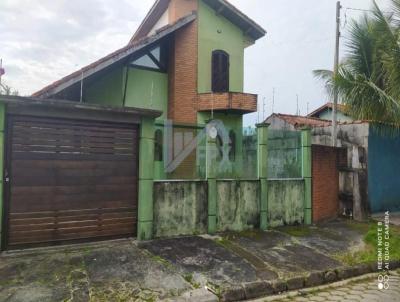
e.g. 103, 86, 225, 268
137, 117, 155, 240
257, 123, 269, 230
301, 127, 312, 225
0, 104, 4, 250
206, 125, 218, 234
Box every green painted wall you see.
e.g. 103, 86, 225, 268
198, 0, 245, 93
125, 68, 168, 121
85, 67, 124, 107
216, 180, 260, 232
317, 109, 353, 122
267, 180, 305, 227
153, 181, 208, 237
138, 117, 156, 240
85, 67, 168, 121
267, 130, 302, 179
198, 112, 243, 178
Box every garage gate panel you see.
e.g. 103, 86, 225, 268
5, 115, 139, 248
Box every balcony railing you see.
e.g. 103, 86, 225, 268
197, 92, 257, 114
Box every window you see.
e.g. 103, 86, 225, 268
229, 130, 236, 161
212, 50, 229, 92
154, 129, 163, 161
130, 44, 168, 73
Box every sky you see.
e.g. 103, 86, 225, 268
0, 0, 392, 126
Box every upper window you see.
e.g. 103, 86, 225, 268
212, 50, 229, 93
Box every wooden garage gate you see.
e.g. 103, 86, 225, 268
4, 115, 139, 249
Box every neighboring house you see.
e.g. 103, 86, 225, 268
264, 113, 331, 131
307, 102, 353, 122
265, 109, 400, 218
33, 0, 266, 179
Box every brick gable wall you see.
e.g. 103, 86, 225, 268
166, 0, 199, 124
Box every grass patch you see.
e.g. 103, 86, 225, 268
182, 273, 201, 289
277, 226, 312, 237
336, 222, 400, 265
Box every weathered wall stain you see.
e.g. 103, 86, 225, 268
216, 181, 260, 232
268, 180, 304, 227
153, 181, 208, 237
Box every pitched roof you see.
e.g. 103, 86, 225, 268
202, 0, 266, 40
266, 113, 332, 128
307, 102, 348, 118
129, 0, 266, 43
33, 13, 196, 98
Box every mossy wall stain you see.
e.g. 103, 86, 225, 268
153, 181, 208, 237
268, 180, 305, 227
216, 181, 260, 232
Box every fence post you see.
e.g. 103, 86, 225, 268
138, 117, 155, 240
206, 125, 218, 234
301, 127, 312, 225
257, 123, 269, 230
0, 103, 5, 250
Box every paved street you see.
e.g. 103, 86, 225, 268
0, 221, 398, 301
262, 271, 400, 302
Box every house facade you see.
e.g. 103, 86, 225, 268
33, 0, 266, 179
265, 109, 400, 219
307, 102, 353, 122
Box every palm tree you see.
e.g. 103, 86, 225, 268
314, 0, 400, 125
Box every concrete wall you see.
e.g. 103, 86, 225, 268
313, 123, 369, 220
153, 181, 208, 237
368, 126, 400, 213
267, 180, 305, 227
268, 130, 302, 179
312, 123, 369, 149
216, 180, 260, 232
153, 179, 307, 237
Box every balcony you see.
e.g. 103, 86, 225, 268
197, 92, 258, 114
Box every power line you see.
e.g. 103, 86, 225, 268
345, 7, 391, 14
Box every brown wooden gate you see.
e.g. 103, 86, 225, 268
4, 115, 139, 249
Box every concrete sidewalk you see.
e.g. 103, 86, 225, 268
0, 220, 398, 302
372, 211, 400, 226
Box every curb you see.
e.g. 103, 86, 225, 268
219, 261, 400, 302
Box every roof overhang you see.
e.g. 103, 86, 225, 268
0, 95, 162, 123
33, 13, 196, 99
130, 0, 170, 43
202, 0, 266, 41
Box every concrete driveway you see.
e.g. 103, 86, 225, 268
0, 220, 396, 302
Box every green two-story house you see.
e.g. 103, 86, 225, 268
33, 0, 266, 179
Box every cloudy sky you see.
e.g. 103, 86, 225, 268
0, 0, 392, 126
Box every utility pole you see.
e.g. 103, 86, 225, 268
332, 1, 341, 147
296, 94, 299, 115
